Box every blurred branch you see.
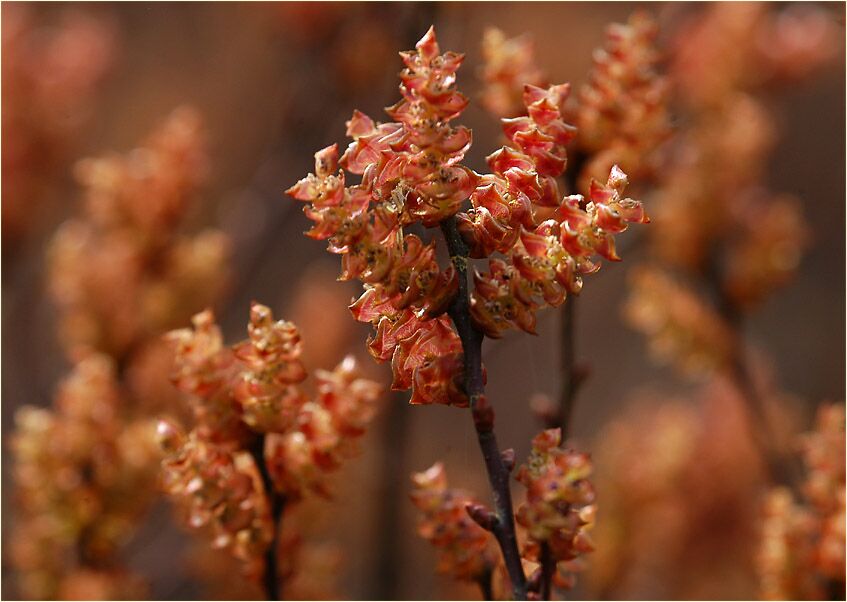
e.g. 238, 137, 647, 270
248, 434, 287, 601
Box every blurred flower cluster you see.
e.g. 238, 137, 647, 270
626, 4, 837, 369
587, 380, 779, 599
48, 108, 229, 374
410, 462, 498, 585
479, 27, 546, 119
2, 4, 116, 247
573, 13, 671, 190
159, 303, 382, 583
10, 107, 231, 600
758, 403, 845, 600
10, 355, 159, 600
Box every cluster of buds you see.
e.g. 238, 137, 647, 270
479, 28, 546, 119
624, 266, 736, 375
410, 462, 498, 583
289, 26, 648, 403
10, 355, 160, 600
575, 13, 671, 189
47, 107, 230, 368
160, 303, 381, 579
2, 4, 116, 246
515, 429, 596, 592
757, 403, 845, 600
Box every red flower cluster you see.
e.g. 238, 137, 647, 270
287, 28, 474, 407
469, 164, 648, 338
288, 27, 648, 397
158, 424, 273, 581
159, 303, 381, 578
410, 462, 498, 582
516, 429, 596, 591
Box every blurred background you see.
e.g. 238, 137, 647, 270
2, 2, 844, 600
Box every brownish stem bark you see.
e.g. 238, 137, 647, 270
249, 434, 286, 601
439, 216, 528, 601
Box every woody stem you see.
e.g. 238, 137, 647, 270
249, 434, 286, 601
439, 216, 528, 601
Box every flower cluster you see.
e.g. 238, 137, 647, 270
467, 163, 648, 338
10, 355, 160, 600
160, 303, 382, 580
516, 429, 596, 592
670, 3, 838, 109
287, 29, 470, 406
289, 27, 648, 404
575, 13, 671, 189
157, 424, 274, 581
2, 4, 116, 247
48, 107, 230, 369
637, 3, 834, 337
587, 381, 780, 599
410, 462, 498, 583
757, 403, 845, 600
624, 266, 735, 375
479, 28, 546, 119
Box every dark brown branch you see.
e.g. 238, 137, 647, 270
439, 216, 528, 601
249, 434, 287, 601
476, 565, 495, 601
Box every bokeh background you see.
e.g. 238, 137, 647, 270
3, 2, 844, 600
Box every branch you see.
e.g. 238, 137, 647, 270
439, 216, 528, 601
249, 434, 287, 601
705, 251, 801, 489
476, 565, 495, 601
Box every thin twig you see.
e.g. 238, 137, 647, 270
249, 434, 287, 601
439, 216, 528, 601
704, 249, 801, 489
476, 566, 495, 601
